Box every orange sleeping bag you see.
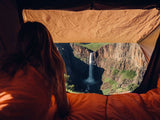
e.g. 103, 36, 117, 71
65, 76, 160, 120
106, 75, 160, 120
50, 76, 160, 119
0, 65, 160, 120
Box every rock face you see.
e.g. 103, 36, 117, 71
70, 43, 92, 64
94, 43, 148, 94
56, 43, 148, 95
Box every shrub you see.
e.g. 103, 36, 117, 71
104, 78, 112, 83
66, 84, 75, 92
127, 84, 139, 91
65, 74, 75, 92
120, 70, 137, 80
112, 69, 119, 75
109, 80, 117, 85
102, 89, 110, 95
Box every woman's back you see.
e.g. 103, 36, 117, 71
0, 64, 51, 120
0, 21, 70, 119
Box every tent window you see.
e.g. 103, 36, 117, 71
56, 43, 148, 95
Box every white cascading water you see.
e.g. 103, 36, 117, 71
84, 52, 95, 92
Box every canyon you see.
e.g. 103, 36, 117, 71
56, 43, 148, 95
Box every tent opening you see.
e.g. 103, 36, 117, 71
22, 8, 160, 94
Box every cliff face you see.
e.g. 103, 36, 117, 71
56, 43, 103, 93
70, 43, 92, 64
94, 43, 148, 94
56, 43, 148, 95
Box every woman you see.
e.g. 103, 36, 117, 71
0, 22, 70, 119
0, 21, 107, 120
0, 21, 160, 120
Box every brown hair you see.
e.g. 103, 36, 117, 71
0, 22, 69, 118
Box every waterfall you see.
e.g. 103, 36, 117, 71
84, 52, 95, 92
87, 53, 94, 83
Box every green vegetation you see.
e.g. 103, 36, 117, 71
75, 43, 109, 51
102, 82, 138, 95
102, 68, 138, 95
102, 89, 110, 95
112, 69, 119, 75
66, 84, 75, 92
112, 83, 138, 94
74, 55, 80, 59
127, 83, 139, 91
109, 79, 117, 86
111, 68, 137, 80
74, 54, 88, 63
103, 77, 118, 95
115, 88, 124, 93
104, 77, 118, 86
120, 70, 137, 80
111, 83, 118, 89
104, 77, 112, 83
65, 74, 76, 93
64, 74, 70, 81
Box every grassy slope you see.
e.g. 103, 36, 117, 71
75, 43, 109, 51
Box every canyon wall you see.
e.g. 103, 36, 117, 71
94, 43, 148, 94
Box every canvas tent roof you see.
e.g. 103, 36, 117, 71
23, 8, 160, 61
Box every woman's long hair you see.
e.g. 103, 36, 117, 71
0, 22, 69, 118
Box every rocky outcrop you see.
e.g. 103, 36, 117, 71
70, 43, 92, 64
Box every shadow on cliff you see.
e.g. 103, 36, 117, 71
56, 43, 104, 94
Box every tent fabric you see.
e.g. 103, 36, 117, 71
16, 0, 160, 10
23, 9, 160, 44
0, 0, 20, 54
134, 34, 160, 93
16, 0, 91, 10
138, 25, 160, 62
94, 0, 160, 10
66, 93, 107, 120
23, 8, 160, 60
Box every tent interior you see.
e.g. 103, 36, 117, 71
0, 0, 160, 94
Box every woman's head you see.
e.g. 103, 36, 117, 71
17, 22, 53, 65
2, 22, 69, 118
